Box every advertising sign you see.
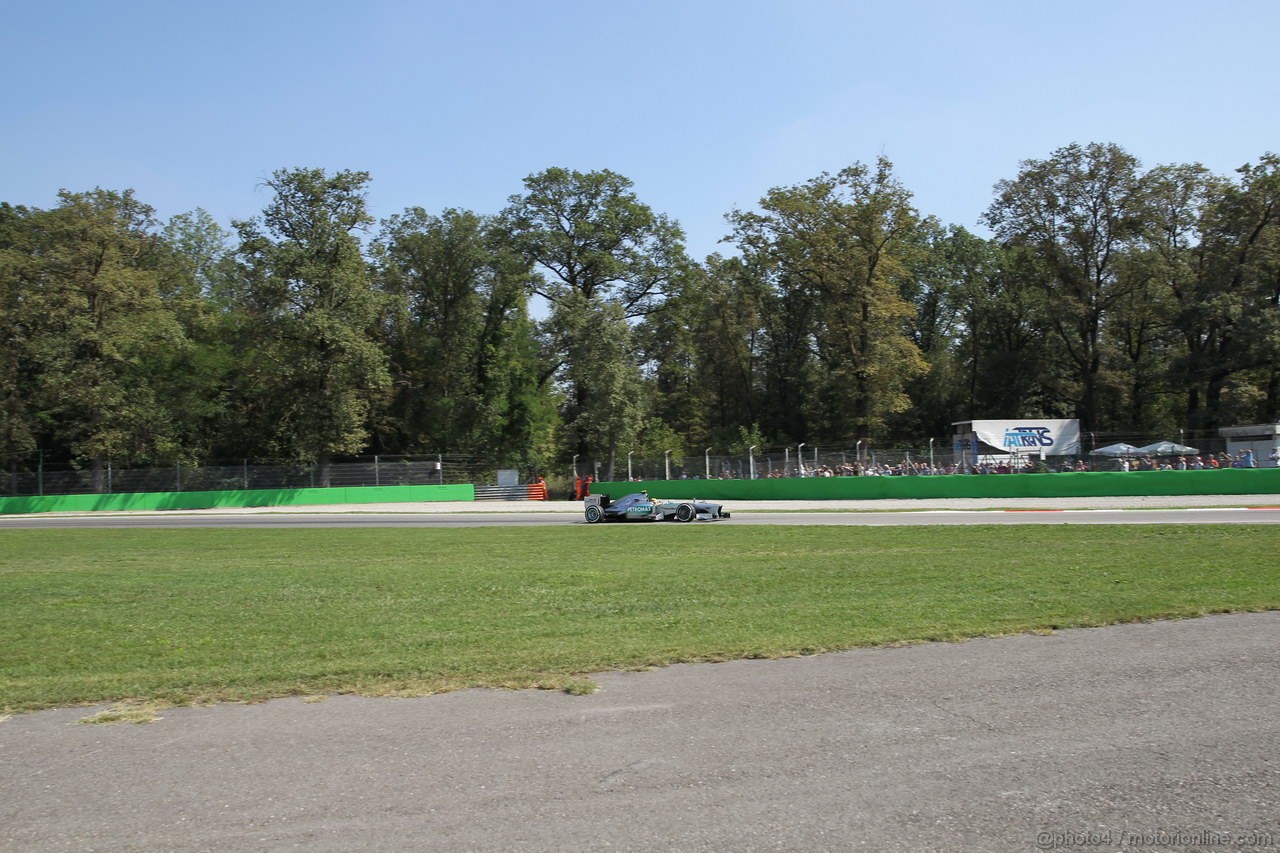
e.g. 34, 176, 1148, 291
953, 419, 1081, 459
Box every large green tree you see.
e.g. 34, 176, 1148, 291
233, 168, 389, 484
688, 255, 770, 441
728, 158, 929, 443
948, 236, 1060, 420
891, 224, 996, 439
0, 203, 43, 487
633, 269, 708, 446
499, 168, 691, 466
4, 190, 189, 490
550, 293, 643, 479
150, 208, 243, 460
1161, 155, 1280, 427
1098, 162, 1210, 432
984, 142, 1147, 432
372, 207, 556, 465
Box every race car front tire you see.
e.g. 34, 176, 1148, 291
675, 502, 696, 522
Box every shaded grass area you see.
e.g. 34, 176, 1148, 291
2, 525, 1277, 712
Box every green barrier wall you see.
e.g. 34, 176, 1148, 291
594, 469, 1280, 502
0, 484, 474, 515
6, 470, 1278, 514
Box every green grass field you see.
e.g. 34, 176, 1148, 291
2, 525, 1277, 714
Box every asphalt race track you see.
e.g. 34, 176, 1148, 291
3, 506, 1280, 528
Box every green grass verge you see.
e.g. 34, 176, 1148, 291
2, 525, 1277, 713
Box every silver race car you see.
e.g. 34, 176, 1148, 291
583, 492, 730, 523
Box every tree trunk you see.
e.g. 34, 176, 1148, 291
1264, 368, 1280, 423
92, 452, 106, 494
1186, 386, 1201, 431
853, 298, 871, 440
1205, 371, 1230, 430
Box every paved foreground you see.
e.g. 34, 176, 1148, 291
2, 613, 1277, 852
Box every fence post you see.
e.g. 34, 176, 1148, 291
375, 455, 380, 486
38, 449, 44, 497
243, 459, 249, 490
176, 461, 181, 492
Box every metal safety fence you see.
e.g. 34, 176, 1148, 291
0, 454, 530, 498
3, 432, 1258, 498
580, 436, 1239, 483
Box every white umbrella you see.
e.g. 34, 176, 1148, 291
1089, 442, 1141, 457
1135, 440, 1199, 455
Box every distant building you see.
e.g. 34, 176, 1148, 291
1218, 423, 1280, 468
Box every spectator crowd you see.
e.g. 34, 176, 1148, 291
629, 447, 1273, 480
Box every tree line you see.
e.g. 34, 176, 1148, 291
1, 142, 1277, 486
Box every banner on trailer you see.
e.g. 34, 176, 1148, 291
957, 419, 1081, 457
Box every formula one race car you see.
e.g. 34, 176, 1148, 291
583, 492, 730, 523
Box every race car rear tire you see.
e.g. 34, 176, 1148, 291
675, 502, 696, 522
585, 504, 603, 523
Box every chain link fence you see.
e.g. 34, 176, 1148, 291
0, 454, 536, 498
2, 432, 1259, 498
587, 435, 1239, 483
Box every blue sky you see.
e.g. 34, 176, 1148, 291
4, 0, 1277, 261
